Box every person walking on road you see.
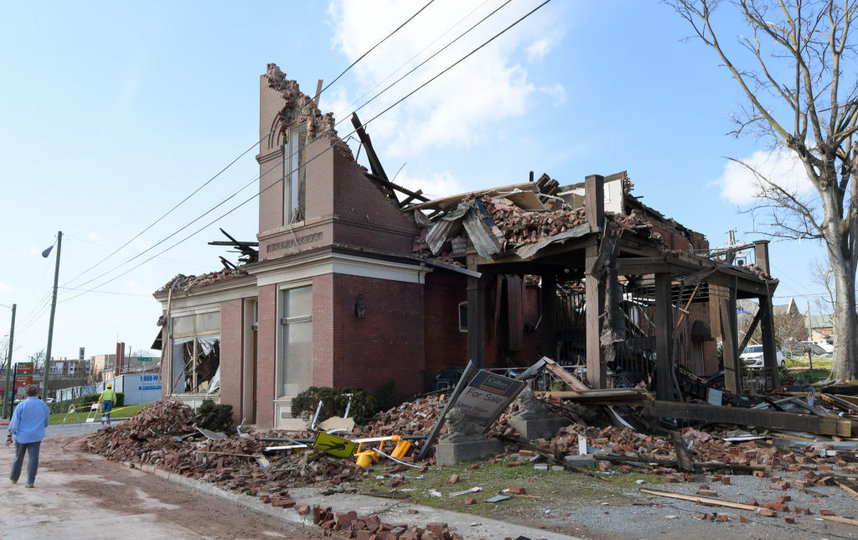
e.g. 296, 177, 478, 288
6, 385, 50, 488
98, 384, 117, 426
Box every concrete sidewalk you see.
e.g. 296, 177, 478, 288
0, 432, 578, 540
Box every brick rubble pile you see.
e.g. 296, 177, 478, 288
481, 197, 586, 245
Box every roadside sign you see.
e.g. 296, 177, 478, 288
15, 362, 33, 388
313, 432, 357, 458
137, 357, 153, 362
455, 370, 526, 429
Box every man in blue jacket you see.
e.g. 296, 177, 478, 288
6, 385, 50, 488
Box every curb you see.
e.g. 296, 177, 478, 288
124, 460, 578, 540
129, 461, 318, 530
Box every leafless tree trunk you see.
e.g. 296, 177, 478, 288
669, 0, 858, 381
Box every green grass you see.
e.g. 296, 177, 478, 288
785, 355, 832, 369
50, 402, 153, 425
352, 454, 667, 523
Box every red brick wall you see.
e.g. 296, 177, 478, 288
331, 150, 417, 256
423, 271, 468, 386
329, 274, 425, 401
650, 221, 709, 253
422, 273, 544, 381
255, 284, 277, 428
219, 299, 244, 423
312, 274, 335, 387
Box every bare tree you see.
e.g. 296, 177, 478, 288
669, 0, 858, 380
28, 350, 45, 373
737, 301, 808, 351
810, 258, 836, 314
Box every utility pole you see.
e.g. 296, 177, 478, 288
42, 231, 62, 401
806, 299, 813, 371
2, 303, 15, 418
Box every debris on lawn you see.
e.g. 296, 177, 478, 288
83, 361, 858, 539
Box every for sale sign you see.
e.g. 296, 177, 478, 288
454, 370, 526, 429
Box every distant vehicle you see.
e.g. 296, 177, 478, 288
740, 345, 785, 369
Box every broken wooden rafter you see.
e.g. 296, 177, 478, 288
351, 113, 389, 183
639, 400, 853, 437
208, 228, 259, 264
640, 487, 760, 511
821, 514, 858, 527
539, 388, 651, 404
364, 172, 429, 206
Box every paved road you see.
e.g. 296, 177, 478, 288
0, 434, 330, 540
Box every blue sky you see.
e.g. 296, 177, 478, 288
0, 0, 828, 362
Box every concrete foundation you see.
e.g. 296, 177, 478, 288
508, 415, 570, 441
435, 437, 502, 466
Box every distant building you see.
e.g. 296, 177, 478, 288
90, 353, 158, 382
809, 313, 834, 348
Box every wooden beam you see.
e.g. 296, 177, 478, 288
753, 240, 771, 276
654, 273, 674, 400
758, 293, 778, 390
820, 514, 858, 528
540, 389, 651, 403
313, 79, 323, 106
585, 242, 606, 388
640, 487, 760, 511
399, 188, 424, 206
467, 276, 486, 369
640, 401, 840, 436
584, 174, 605, 231
351, 113, 389, 182
365, 173, 429, 203
738, 308, 762, 354
720, 297, 741, 394
540, 272, 557, 362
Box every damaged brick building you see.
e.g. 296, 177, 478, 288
153, 64, 781, 429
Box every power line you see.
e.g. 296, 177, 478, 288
58, 286, 151, 298
333, 0, 497, 120
336, 0, 513, 129
59, 0, 553, 302
59, 3, 439, 292
321, 0, 437, 95
67, 175, 259, 291
61, 137, 263, 289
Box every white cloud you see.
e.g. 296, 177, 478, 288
527, 38, 553, 61
715, 148, 812, 205
0, 282, 12, 295
87, 232, 106, 244
327, 0, 562, 156
396, 171, 463, 201
539, 83, 566, 105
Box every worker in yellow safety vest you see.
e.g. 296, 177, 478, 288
98, 384, 117, 426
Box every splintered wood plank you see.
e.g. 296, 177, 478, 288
639, 487, 758, 511
640, 401, 839, 436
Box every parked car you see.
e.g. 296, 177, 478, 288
740, 345, 785, 369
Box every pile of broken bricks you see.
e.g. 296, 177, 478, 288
309, 506, 461, 540
480, 196, 587, 245
351, 393, 447, 441
86, 401, 371, 493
